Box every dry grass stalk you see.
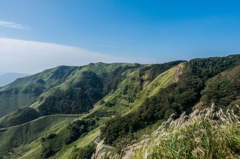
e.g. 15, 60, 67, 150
91, 138, 106, 159
131, 103, 240, 159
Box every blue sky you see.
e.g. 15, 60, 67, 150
0, 0, 240, 73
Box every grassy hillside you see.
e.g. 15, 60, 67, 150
39, 117, 107, 158
19, 130, 99, 159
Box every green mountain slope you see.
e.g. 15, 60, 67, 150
0, 66, 77, 118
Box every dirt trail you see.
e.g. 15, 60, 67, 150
140, 81, 148, 89
164, 65, 182, 88
34, 107, 40, 113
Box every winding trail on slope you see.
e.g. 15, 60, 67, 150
164, 65, 182, 88
0, 114, 80, 131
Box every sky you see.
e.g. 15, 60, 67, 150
0, 0, 240, 74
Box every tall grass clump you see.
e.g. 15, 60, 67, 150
131, 104, 240, 159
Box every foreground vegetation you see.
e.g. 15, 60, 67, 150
95, 104, 240, 158
131, 104, 240, 158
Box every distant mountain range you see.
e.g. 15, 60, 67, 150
0, 73, 31, 87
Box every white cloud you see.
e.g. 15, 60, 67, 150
0, 21, 30, 29
0, 38, 160, 74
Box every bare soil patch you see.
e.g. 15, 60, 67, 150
164, 65, 182, 88
34, 107, 40, 113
